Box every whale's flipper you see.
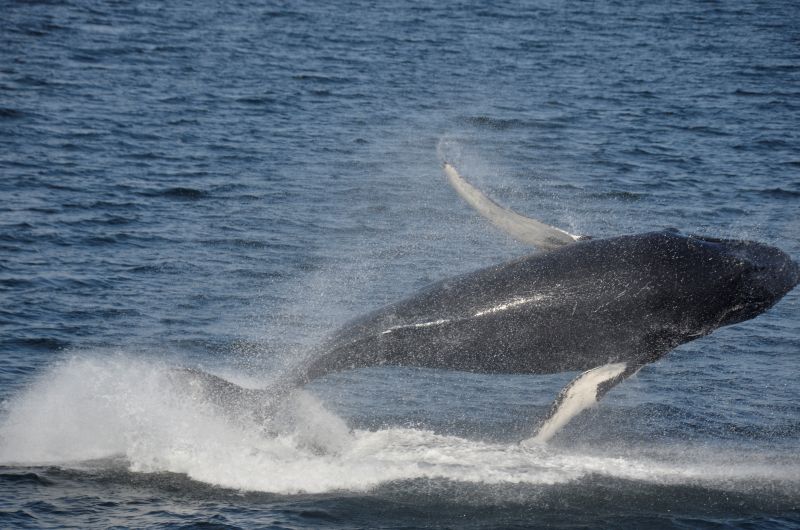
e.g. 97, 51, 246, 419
521, 362, 642, 445
443, 163, 585, 251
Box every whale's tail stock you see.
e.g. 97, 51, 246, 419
169, 366, 305, 426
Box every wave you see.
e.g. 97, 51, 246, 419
1, 355, 798, 498
141, 187, 210, 200
756, 187, 800, 199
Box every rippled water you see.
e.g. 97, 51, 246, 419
1, 0, 799, 528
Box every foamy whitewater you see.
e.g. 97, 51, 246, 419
1, 356, 797, 496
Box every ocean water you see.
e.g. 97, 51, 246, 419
1, 0, 799, 528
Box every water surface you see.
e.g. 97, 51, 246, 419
1, 0, 799, 528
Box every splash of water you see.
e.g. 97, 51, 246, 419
0, 355, 797, 495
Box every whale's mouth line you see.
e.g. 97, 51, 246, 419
714, 303, 747, 327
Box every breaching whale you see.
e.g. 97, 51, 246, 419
180, 162, 799, 443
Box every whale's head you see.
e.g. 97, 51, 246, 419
687, 235, 799, 328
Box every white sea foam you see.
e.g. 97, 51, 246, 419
0, 355, 797, 495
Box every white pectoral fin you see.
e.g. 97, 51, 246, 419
521, 362, 640, 446
442, 162, 584, 251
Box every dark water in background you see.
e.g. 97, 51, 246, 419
1, 0, 799, 528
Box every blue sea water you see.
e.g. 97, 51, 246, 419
1, 0, 799, 528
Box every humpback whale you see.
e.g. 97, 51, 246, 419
180, 163, 799, 443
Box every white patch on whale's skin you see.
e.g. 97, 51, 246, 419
381, 319, 450, 335
473, 295, 548, 317
379, 295, 547, 335
522, 362, 628, 446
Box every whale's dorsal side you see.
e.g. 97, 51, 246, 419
443, 162, 586, 251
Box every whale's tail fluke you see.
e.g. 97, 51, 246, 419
442, 162, 586, 251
